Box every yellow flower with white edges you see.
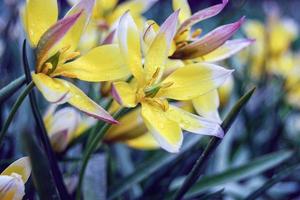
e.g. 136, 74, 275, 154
21, 0, 131, 124
141, 0, 251, 122
111, 11, 231, 152
0, 157, 31, 200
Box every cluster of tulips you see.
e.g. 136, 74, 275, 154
1, 0, 300, 199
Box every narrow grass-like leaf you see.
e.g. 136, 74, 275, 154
0, 75, 26, 103
22, 40, 70, 200
245, 163, 300, 200
76, 108, 129, 200
0, 81, 34, 147
22, 132, 60, 200
173, 87, 256, 200
108, 136, 201, 200
169, 150, 292, 199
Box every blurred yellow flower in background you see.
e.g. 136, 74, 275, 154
67, 0, 158, 51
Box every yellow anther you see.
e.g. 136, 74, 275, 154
60, 45, 71, 54
148, 67, 161, 86
65, 51, 81, 61
191, 28, 202, 38
151, 99, 169, 112
161, 82, 174, 89
177, 41, 188, 49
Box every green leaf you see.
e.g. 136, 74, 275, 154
0, 75, 26, 103
22, 132, 60, 200
245, 162, 300, 200
173, 87, 256, 200
171, 150, 293, 199
0, 82, 34, 147
108, 88, 256, 199
108, 136, 201, 200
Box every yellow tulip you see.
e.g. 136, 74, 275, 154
142, 0, 250, 122
0, 157, 31, 200
21, 0, 131, 124
111, 11, 230, 153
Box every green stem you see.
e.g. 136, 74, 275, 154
76, 108, 128, 200
0, 81, 34, 147
173, 88, 256, 200
22, 40, 70, 200
0, 75, 26, 104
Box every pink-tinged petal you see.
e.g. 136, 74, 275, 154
55, 79, 119, 124
60, 0, 95, 50
166, 105, 224, 138
177, 0, 228, 35
199, 39, 255, 62
102, 30, 116, 45
172, 17, 245, 60
144, 10, 179, 82
36, 12, 82, 71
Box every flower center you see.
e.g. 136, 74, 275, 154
40, 45, 80, 75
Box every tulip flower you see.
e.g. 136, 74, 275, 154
43, 105, 96, 152
141, 0, 252, 122
67, 0, 158, 51
111, 11, 231, 152
21, 0, 131, 124
0, 157, 31, 200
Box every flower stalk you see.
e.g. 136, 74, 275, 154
22, 40, 71, 200
0, 75, 26, 104
173, 87, 256, 200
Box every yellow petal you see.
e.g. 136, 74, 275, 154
172, 0, 191, 23
55, 79, 118, 124
158, 63, 233, 100
73, 116, 97, 138
166, 105, 223, 137
125, 132, 159, 150
0, 175, 25, 200
43, 104, 58, 131
1, 157, 31, 183
218, 75, 233, 106
111, 81, 137, 108
22, 0, 58, 47
144, 11, 179, 82
33, 74, 117, 123
192, 89, 221, 122
105, 109, 146, 141
243, 20, 266, 78
58, 0, 95, 51
54, 44, 130, 82
32, 73, 70, 104
118, 12, 145, 84
141, 102, 182, 153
